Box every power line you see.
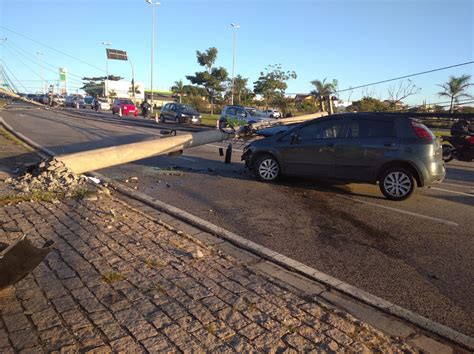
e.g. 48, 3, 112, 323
4, 43, 83, 85
336, 61, 474, 93
6, 40, 84, 81
0, 26, 106, 73
0, 60, 28, 92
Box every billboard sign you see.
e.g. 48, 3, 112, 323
106, 49, 128, 61
59, 68, 67, 82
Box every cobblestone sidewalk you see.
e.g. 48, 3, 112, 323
0, 184, 421, 353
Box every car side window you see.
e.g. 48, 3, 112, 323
298, 120, 344, 140
226, 107, 236, 116
236, 108, 246, 118
162, 104, 169, 111
349, 119, 396, 138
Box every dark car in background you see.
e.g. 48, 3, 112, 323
159, 103, 202, 125
242, 113, 445, 201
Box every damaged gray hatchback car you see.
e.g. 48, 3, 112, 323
242, 113, 445, 201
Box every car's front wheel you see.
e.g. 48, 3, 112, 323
254, 155, 280, 182
379, 167, 415, 201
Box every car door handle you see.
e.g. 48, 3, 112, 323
384, 142, 396, 147
326, 143, 335, 147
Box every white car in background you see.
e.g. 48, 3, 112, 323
91, 97, 111, 111
264, 109, 282, 118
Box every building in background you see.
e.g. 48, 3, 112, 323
106, 79, 144, 101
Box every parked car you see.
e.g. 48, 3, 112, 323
159, 103, 202, 124
91, 97, 110, 111
112, 98, 138, 116
83, 96, 94, 109
264, 109, 282, 118
219, 105, 275, 128
242, 113, 445, 201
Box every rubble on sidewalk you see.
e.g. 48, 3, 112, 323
4, 157, 87, 195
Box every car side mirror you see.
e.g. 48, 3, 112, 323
290, 133, 298, 144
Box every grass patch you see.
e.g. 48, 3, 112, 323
142, 257, 167, 268
0, 127, 35, 151
154, 283, 167, 295
72, 188, 97, 199
200, 114, 219, 127
102, 271, 125, 283
0, 187, 99, 206
0, 190, 65, 206
203, 323, 217, 334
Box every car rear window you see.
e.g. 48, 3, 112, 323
121, 100, 133, 105
349, 119, 396, 138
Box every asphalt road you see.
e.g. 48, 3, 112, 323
2, 104, 473, 337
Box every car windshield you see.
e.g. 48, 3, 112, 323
177, 104, 195, 111
84, 97, 93, 103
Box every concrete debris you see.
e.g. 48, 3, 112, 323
5, 157, 86, 194
153, 167, 183, 176
85, 176, 101, 184
194, 249, 204, 259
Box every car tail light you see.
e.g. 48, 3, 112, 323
411, 122, 433, 142
468, 136, 474, 145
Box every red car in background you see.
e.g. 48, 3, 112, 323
112, 99, 138, 117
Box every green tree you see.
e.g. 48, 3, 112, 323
171, 80, 185, 103
346, 97, 386, 112
186, 47, 228, 114
233, 75, 248, 105
253, 64, 297, 109
81, 75, 122, 97
437, 74, 473, 113
310, 78, 337, 113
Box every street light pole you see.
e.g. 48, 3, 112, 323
102, 42, 111, 98
146, 0, 160, 112
37, 52, 44, 94
230, 23, 240, 106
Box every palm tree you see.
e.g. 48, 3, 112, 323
233, 75, 248, 105
171, 80, 185, 103
310, 78, 335, 113
437, 74, 472, 113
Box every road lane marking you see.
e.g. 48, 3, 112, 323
178, 156, 197, 162
428, 187, 474, 197
337, 195, 459, 227
441, 181, 474, 189
207, 144, 244, 153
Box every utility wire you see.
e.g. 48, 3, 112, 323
4, 43, 83, 85
0, 26, 106, 73
6, 40, 84, 81
0, 60, 28, 92
336, 61, 474, 93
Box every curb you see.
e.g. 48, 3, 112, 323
1, 115, 473, 351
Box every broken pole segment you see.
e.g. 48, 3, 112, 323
57, 130, 234, 174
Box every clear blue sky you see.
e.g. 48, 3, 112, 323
1, 0, 473, 106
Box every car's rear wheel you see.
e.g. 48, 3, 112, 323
254, 155, 280, 182
379, 167, 415, 201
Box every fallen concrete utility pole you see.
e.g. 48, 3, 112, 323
57, 130, 234, 174
0, 88, 44, 107
56, 112, 328, 174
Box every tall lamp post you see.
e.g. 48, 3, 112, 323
102, 41, 111, 98
146, 0, 160, 111
36, 52, 44, 94
230, 23, 240, 105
